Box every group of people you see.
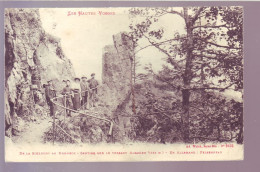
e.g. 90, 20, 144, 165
44, 73, 99, 117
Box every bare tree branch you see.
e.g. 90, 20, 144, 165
135, 38, 181, 54
142, 33, 182, 70
191, 7, 205, 24
160, 8, 184, 18
196, 38, 242, 50
155, 74, 179, 90
192, 24, 227, 29
168, 10, 184, 18
188, 83, 234, 91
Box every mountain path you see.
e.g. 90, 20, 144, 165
12, 115, 52, 144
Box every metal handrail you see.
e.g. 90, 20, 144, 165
50, 86, 111, 123
48, 85, 113, 145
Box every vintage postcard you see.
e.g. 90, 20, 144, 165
4, 7, 243, 162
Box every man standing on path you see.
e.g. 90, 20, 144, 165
45, 80, 56, 116
31, 66, 41, 89
43, 83, 50, 106
80, 76, 89, 110
62, 80, 73, 117
72, 77, 81, 110
88, 73, 99, 107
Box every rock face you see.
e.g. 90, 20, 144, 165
101, 33, 180, 143
102, 32, 133, 113
5, 9, 75, 136
101, 32, 135, 141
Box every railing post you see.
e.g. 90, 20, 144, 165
50, 89, 114, 144
64, 95, 66, 123
109, 122, 113, 136
53, 111, 57, 145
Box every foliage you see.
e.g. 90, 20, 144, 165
189, 91, 243, 142
128, 7, 243, 143
133, 80, 183, 143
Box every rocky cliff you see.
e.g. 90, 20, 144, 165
43, 32, 135, 144
101, 32, 133, 113
5, 9, 75, 136
101, 33, 181, 143
101, 32, 136, 141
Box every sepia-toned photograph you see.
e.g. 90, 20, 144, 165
4, 7, 243, 162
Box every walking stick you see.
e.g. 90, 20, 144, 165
64, 95, 66, 123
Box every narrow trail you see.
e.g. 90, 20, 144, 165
11, 86, 114, 145
10, 105, 107, 145
12, 115, 52, 144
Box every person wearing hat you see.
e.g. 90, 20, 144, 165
80, 76, 89, 110
45, 79, 57, 116
31, 66, 41, 89
43, 83, 50, 106
61, 80, 67, 91
71, 77, 81, 110
42, 83, 47, 104
88, 73, 99, 107
34, 88, 44, 106
61, 79, 73, 117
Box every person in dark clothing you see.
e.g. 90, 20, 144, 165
80, 76, 89, 110
72, 77, 81, 110
88, 73, 99, 107
31, 66, 41, 89
44, 83, 51, 106
45, 80, 56, 116
33, 88, 44, 106
62, 80, 73, 117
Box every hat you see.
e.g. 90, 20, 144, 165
66, 79, 71, 82
74, 77, 80, 81
62, 80, 67, 82
91, 73, 95, 77
31, 85, 38, 90
47, 79, 52, 83
81, 76, 87, 79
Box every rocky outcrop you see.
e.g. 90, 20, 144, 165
5, 9, 75, 136
101, 33, 181, 143
101, 32, 133, 113
101, 32, 135, 141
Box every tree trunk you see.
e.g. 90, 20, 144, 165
181, 7, 193, 142
131, 44, 137, 115
130, 59, 136, 115
217, 125, 221, 140
182, 88, 190, 142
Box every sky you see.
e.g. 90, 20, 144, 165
39, 8, 242, 101
39, 8, 185, 81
